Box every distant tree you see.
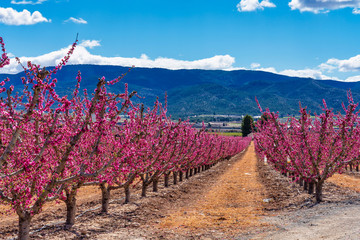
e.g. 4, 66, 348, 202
257, 113, 269, 126
241, 115, 254, 137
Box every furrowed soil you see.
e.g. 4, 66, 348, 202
1, 142, 360, 239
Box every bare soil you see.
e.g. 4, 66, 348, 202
1, 143, 360, 239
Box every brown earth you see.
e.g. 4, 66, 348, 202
159, 142, 268, 234
1, 142, 360, 239
328, 173, 360, 193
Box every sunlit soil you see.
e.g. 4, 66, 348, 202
160, 142, 268, 233
328, 174, 360, 193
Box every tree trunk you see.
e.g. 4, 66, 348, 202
65, 196, 77, 228
18, 213, 31, 240
124, 185, 131, 204
189, 169, 193, 177
198, 166, 201, 173
299, 177, 304, 187
185, 169, 189, 179
304, 180, 308, 191
350, 164, 353, 172
308, 181, 315, 194
179, 171, 183, 182
164, 173, 170, 187
357, 165, 359, 172
141, 182, 147, 197
173, 171, 178, 185
100, 183, 111, 213
315, 181, 324, 203
194, 168, 197, 175
153, 178, 159, 192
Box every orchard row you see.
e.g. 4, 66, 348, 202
254, 94, 360, 203
0, 37, 250, 240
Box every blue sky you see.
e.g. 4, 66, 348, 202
1, 0, 360, 81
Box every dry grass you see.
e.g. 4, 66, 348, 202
159, 142, 268, 232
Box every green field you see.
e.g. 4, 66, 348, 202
215, 132, 243, 137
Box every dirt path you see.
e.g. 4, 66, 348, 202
253, 199, 360, 240
159, 142, 268, 234
252, 155, 360, 240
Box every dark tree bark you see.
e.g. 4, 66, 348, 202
63, 185, 82, 229
315, 181, 324, 203
189, 169, 193, 177
308, 181, 315, 194
299, 177, 304, 187
100, 183, 111, 213
304, 180, 308, 191
164, 172, 170, 187
124, 185, 131, 204
179, 171, 183, 182
18, 212, 32, 240
65, 196, 77, 228
140, 173, 154, 197
141, 182, 147, 197
173, 171, 178, 185
153, 177, 159, 192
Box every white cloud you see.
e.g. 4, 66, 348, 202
237, 0, 276, 12
64, 17, 87, 24
249, 54, 360, 82
251, 62, 261, 69
3, 41, 360, 82
0, 41, 236, 74
279, 68, 337, 80
0, 7, 50, 25
289, 0, 360, 14
319, 62, 337, 72
11, 0, 47, 4
344, 75, 360, 82
140, 54, 150, 60
80, 40, 100, 49
353, 8, 360, 14
321, 55, 360, 72
250, 65, 337, 80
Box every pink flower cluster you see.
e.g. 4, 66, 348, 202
254, 91, 360, 202
0, 37, 10, 68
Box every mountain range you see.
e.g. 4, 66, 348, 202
1, 64, 359, 119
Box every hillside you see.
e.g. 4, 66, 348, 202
1, 65, 359, 118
